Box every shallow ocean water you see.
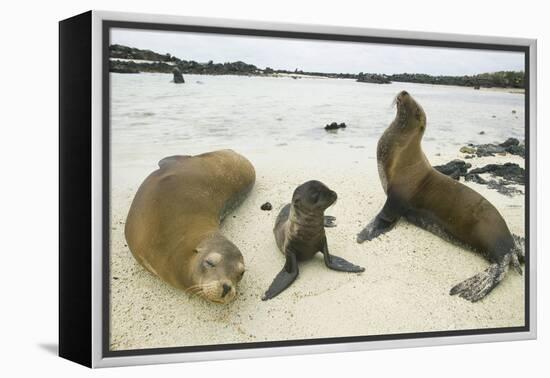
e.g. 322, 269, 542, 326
110, 73, 525, 168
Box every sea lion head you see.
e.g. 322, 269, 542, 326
393, 90, 427, 134
292, 180, 337, 213
188, 233, 245, 304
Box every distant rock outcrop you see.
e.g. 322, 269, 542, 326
107, 44, 524, 89
109, 60, 140, 74
173, 68, 185, 84
356, 72, 391, 84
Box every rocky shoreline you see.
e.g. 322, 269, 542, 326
108, 44, 524, 90
434, 138, 526, 197
459, 137, 525, 158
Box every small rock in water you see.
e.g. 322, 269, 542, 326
261, 202, 273, 211
478, 131, 485, 135
325, 122, 347, 131
172, 68, 185, 84
492, 115, 496, 118
512, 110, 517, 114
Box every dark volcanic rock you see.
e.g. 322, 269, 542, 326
465, 174, 523, 196
433, 159, 471, 180
459, 138, 525, 158
325, 122, 347, 131
436, 159, 525, 197
499, 138, 525, 157
109, 60, 140, 74
486, 180, 523, 196
173, 68, 185, 83
468, 163, 525, 185
475, 144, 506, 157
260, 202, 272, 211
464, 173, 487, 185
499, 137, 519, 148
506, 144, 525, 157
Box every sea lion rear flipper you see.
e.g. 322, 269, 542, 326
357, 196, 401, 243
322, 240, 365, 273
324, 215, 337, 228
449, 252, 519, 302
262, 252, 298, 301
158, 155, 191, 169
512, 234, 526, 264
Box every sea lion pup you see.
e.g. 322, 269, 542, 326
356, 91, 523, 302
125, 150, 255, 304
262, 180, 365, 300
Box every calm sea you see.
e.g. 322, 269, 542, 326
110, 73, 525, 168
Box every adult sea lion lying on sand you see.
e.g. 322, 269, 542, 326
357, 91, 524, 302
125, 150, 255, 304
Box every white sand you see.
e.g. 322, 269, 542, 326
109, 145, 525, 351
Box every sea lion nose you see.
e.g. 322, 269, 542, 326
221, 283, 232, 298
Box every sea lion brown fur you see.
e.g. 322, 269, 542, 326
262, 180, 364, 300
125, 150, 255, 304
357, 90, 524, 302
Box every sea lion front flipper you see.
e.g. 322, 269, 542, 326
262, 251, 299, 301
357, 196, 401, 243
322, 239, 365, 273
324, 215, 337, 228
449, 252, 518, 302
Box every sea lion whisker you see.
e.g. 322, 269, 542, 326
184, 284, 203, 294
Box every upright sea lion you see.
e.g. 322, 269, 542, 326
125, 150, 255, 304
357, 91, 523, 302
263, 180, 364, 300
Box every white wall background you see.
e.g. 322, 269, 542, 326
0, 0, 546, 376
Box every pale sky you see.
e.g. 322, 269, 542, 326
111, 28, 524, 76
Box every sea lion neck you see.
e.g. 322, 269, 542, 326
288, 205, 325, 243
